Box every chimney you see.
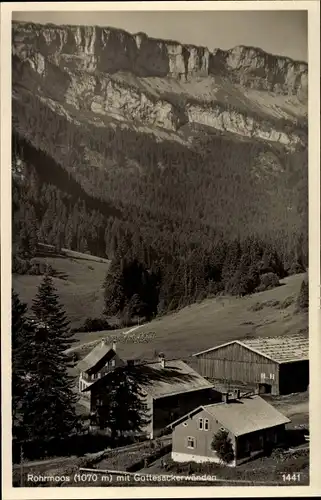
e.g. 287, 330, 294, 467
158, 352, 165, 369
234, 389, 241, 399
112, 341, 117, 352
222, 392, 229, 403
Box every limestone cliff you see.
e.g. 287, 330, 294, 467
12, 21, 307, 150
12, 21, 307, 94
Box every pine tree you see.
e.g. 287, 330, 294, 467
103, 260, 126, 316
12, 290, 34, 440
297, 279, 309, 310
31, 274, 75, 351
22, 275, 79, 442
95, 366, 150, 442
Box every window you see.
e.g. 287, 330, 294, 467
204, 418, 209, 431
111, 359, 116, 367
261, 372, 266, 380
199, 418, 203, 430
183, 422, 188, 427
270, 373, 275, 380
187, 437, 195, 449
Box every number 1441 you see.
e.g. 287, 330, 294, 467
282, 473, 301, 482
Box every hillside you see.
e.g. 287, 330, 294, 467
13, 245, 111, 328
70, 273, 308, 363
12, 21, 308, 318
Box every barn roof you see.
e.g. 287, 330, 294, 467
193, 333, 309, 364
77, 341, 116, 372
83, 359, 214, 399
168, 395, 290, 436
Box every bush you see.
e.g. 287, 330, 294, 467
279, 295, 295, 309
211, 430, 235, 464
72, 317, 113, 333
255, 272, 280, 292
12, 255, 31, 274
288, 262, 305, 275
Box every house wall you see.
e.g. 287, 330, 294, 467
171, 408, 237, 466
86, 352, 125, 380
235, 424, 286, 465
196, 343, 280, 395
279, 360, 309, 395
79, 353, 125, 401
153, 388, 221, 436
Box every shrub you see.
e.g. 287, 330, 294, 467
256, 272, 280, 292
288, 262, 305, 275
211, 430, 235, 464
72, 317, 113, 333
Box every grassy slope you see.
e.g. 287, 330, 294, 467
73, 273, 308, 363
12, 247, 111, 328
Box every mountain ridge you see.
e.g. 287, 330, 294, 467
12, 20, 308, 312
12, 21, 307, 152
12, 20, 308, 65
12, 21, 308, 99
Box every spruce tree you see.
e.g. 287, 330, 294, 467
103, 260, 126, 316
95, 366, 150, 442
31, 274, 75, 352
22, 275, 79, 442
12, 290, 34, 440
297, 279, 309, 310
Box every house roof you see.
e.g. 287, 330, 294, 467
77, 341, 116, 372
83, 359, 214, 399
193, 333, 309, 364
168, 395, 291, 436
139, 360, 214, 399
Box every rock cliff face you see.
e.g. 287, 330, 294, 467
13, 22, 307, 94
12, 21, 307, 149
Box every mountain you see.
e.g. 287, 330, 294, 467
12, 21, 308, 317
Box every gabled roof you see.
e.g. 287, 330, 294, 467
77, 342, 116, 372
83, 359, 214, 399
168, 395, 290, 436
193, 333, 309, 364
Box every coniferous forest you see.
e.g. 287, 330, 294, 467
12, 86, 308, 321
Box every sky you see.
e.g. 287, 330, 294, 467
12, 10, 307, 62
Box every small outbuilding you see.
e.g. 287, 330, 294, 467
168, 394, 291, 466
193, 333, 309, 395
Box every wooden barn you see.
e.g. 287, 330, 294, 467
193, 333, 309, 396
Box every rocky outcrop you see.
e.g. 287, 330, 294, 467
65, 73, 184, 130
186, 104, 302, 147
12, 22, 307, 96
12, 21, 307, 150
211, 46, 308, 97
